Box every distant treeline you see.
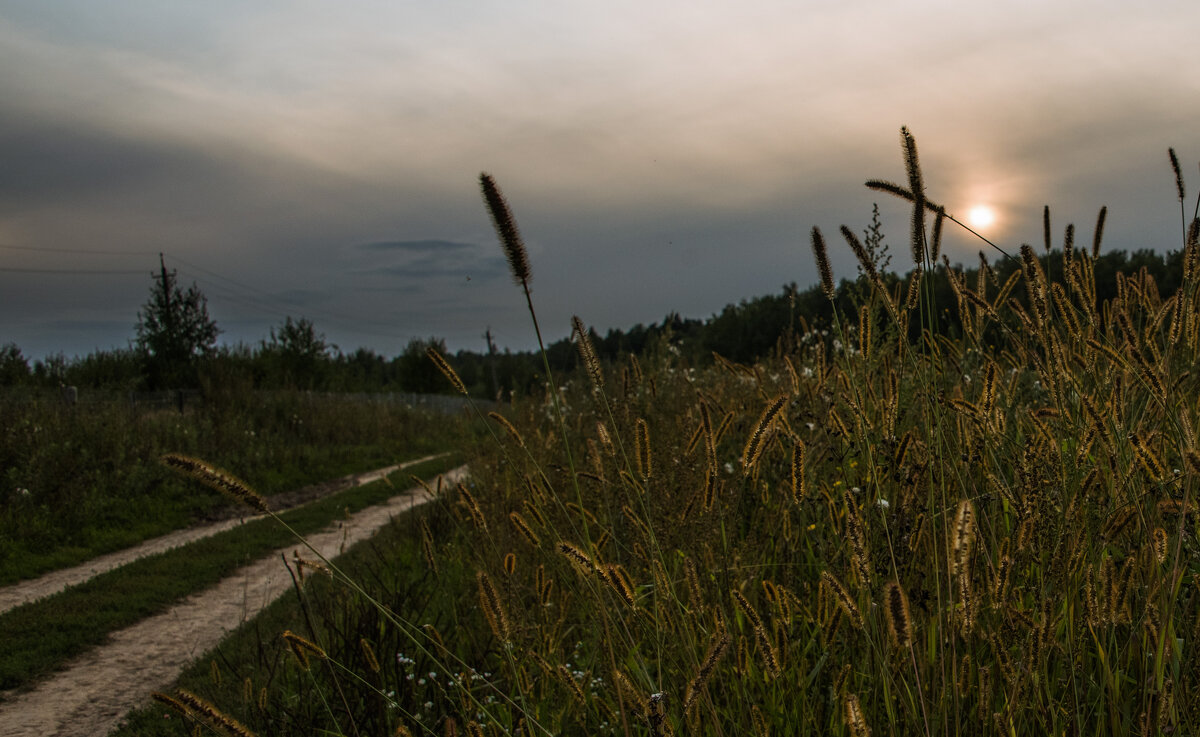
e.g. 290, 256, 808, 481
1, 246, 1185, 398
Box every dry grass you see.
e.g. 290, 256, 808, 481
140, 133, 1200, 736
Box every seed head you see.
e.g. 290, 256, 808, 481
480, 173, 531, 286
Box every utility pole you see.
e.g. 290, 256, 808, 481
485, 327, 499, 399
158, 253, 174, 347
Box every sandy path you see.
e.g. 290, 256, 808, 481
0, 453, 446, 615
0, 465, 465, 737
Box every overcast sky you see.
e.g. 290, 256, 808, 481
1, 1, 1197, 360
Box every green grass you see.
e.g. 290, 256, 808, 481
0, 454, 461, 693
0, 392, 469, 585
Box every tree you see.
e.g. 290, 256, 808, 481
0, 343, 30, 386
397, 337, 452, 393
135, 254, 220, 388
262, 317, 333, 389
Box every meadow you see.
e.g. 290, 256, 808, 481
123, 130, 1200, 736
0, 388, 465, 585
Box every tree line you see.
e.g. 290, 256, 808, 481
1, 241, 1189, 398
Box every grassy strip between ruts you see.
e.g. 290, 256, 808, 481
0, 453, 461, 693
110, 489, 474, 737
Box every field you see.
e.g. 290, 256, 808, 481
101, 135, 1200, 737
0, 389, 466, 585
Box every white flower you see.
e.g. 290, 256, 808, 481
877, 498, 890, 509
724, 462, 734, 474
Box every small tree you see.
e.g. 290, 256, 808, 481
398, 337, 451, 393
0, 343, 30, 386
135, 254, 219, 389
262, 317, 333, 389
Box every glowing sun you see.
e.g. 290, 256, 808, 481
967, 205, 996, 229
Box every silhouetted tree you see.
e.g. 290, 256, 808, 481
135, 254, 219, 389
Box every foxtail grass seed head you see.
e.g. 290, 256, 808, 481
811, 227, 836, 300
175, 689, 257, 737
844, 493, 872, 586
161, 454, 268, 514
865, 178, 913, 201
821, 570, 864, 629
509, 511, 541, 547
603, 563, 637, 608
420, 519, 439, 574
477, 570, 510, 642
843, 693, 871, 737
883, 581, 913, 648
457, 482, 487, 530
282, 630, 327, 670
612, 669, 646, 718
1170, 148, 1186, 203
426, 347, 467, 395
684, 625, 730, 710
557, 540, 597, 576
699, 401, 718, 470
557, 664, 586, 703
791, 439, 807, 503
1153, 527, 1169, 564
571, 316, 605, 391
732, 590, 781, 679
952, 499, 977, 575
480, 173, 530, 286
292, 551, 332, 580
487, 411, 524, 446
841, 225, 877, 281
685, 557, 703, 608
1093, 205, 1108, 258
360, 637, 381, 673
1130, 433, 1166, 482
151, 691, 191, 718
635, 417, 652, 479
930, 205, 945, 262
1043, 205, 1052, 254
742, 394, 788, 473
901, 126, 927, 264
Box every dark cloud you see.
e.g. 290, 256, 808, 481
357, 239, 478, 253
350, 238, 507, 283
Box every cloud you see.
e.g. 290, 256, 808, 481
349, 239, 507, 283
358, 239, 478, 253
0, 111, 222, 206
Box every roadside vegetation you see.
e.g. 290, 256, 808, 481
101, 133, 1200, 734
0, 391, 468, 585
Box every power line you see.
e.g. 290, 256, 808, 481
0, 267, 146, 275
0, 243, 155, 257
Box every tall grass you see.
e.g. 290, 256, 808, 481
141, 133, 1200, 736
0, 390, 466, 584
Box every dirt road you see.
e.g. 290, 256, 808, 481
0, 453, 446, 615
0, 465, 464, 737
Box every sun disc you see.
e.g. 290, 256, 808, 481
968, 205, 995, 229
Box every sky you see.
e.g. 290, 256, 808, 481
0, 1, 1197, 360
